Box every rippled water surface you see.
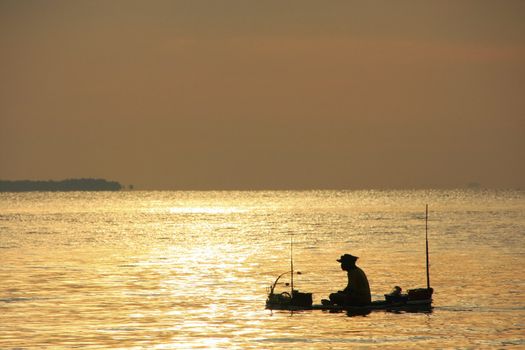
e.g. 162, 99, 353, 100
1, 190, 524, 349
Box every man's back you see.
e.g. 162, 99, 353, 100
346, 266, 371, 305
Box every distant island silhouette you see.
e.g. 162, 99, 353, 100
0, 178, 122, 192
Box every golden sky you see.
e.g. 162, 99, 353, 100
1, 0, 524, 189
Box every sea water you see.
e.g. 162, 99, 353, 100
1, 190, 524, 349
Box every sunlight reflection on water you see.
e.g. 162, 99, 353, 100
167, 207, 248, 215
0, 190, 524, 348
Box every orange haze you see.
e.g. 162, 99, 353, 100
1, 0, 524, 189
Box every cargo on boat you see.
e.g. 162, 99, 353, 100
266, 287, 433, 313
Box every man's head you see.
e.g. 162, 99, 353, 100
337, 254, 358, 270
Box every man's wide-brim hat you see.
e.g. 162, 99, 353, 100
337, 254, 359, 263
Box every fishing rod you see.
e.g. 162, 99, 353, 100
426, 204, 430, 290
267, 232, 296, 297
290, 232, 294, 296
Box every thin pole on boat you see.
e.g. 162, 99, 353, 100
425, 204, 430, 289
290, 232, 294, 296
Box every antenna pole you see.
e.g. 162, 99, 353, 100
425, 204, 430, 289
290, 232, 294, 295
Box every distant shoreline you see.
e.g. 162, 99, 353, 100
0, 179, 122, 192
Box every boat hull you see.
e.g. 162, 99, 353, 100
266, 299, 433, 313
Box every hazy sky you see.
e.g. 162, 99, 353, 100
1, 0, 524, 189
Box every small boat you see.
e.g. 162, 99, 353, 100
266, 205, 434, 313
266, 287, 433, 313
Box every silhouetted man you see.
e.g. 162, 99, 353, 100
328, 253, 371, 306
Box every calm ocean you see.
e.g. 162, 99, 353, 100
1, 190, 524, 349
